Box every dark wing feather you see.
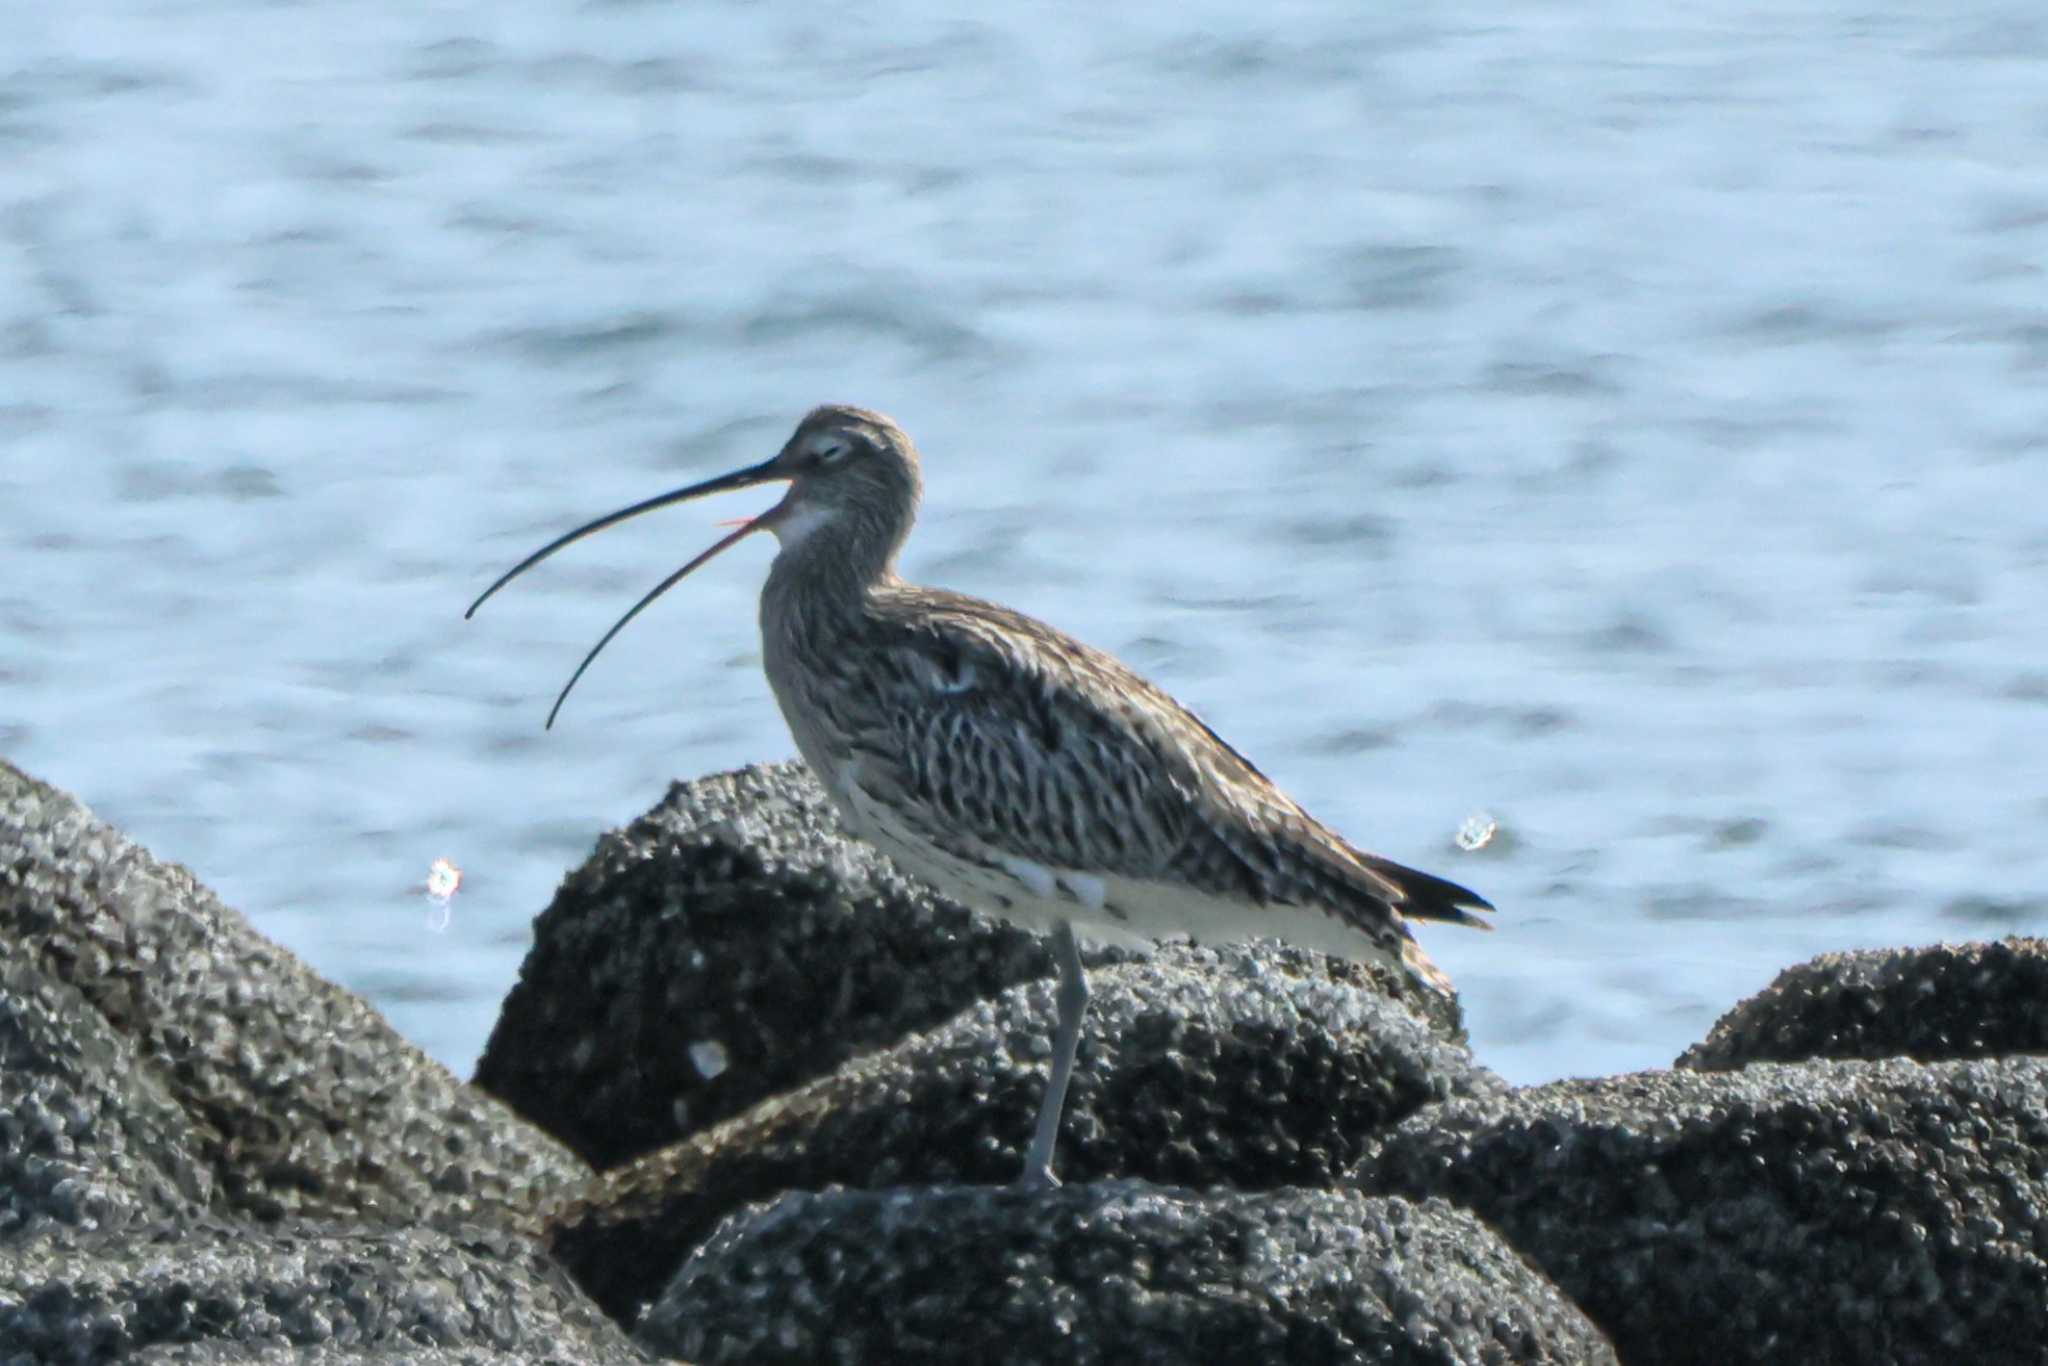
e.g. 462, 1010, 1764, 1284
841, 591, 1198, 876
850, 586, 1493, 935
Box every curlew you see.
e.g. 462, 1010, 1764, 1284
468, 405, 1493, 1187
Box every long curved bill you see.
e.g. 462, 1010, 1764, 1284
465, 457, 785, 728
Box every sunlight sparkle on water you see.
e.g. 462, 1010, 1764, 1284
1456, 813, 1498, 853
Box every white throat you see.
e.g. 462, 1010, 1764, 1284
769, 500, 838, 552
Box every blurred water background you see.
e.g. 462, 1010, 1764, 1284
4, 1, 2045, 1085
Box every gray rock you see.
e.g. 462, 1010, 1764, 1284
637, 1183, 1616, 1366
475, 761, 1461, 1171
0, 1222, 648, 1366
1355, 1056, 2048, 1366
1679, 937, 2048, 1069
1, 759, 637, 1363
126, 1351, 617, 1365
0, 956, 214, 1236
552, 944, 1502, 1322
0, 757, 587, 1232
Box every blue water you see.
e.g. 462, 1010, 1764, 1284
5, 2, 2045, 1087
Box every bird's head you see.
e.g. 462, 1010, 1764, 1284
465, 403, 922, 726
762, 404, 923, 548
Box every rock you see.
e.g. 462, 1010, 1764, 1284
126, 1351, 615, 1365
0, 1222, 649, 1365
475, 761, 1461, 1171
0, 757, 587, 1232
551, 944, 1501, 1322
1355, 1057, 2048, 1366
636, 1183, 1615, 1366
1678, 937, 2048, 1069
0, 955, 214, 1236
129, 1352, 625, 1365
0, 758, 641, 1362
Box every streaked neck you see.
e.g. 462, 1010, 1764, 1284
764, 500, 907, 616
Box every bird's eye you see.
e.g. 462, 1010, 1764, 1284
814, 439, 852, 464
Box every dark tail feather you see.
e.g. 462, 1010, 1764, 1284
1360, 853, 1495, 931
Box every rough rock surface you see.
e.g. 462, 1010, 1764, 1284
127, 1351, 621, 1365
0, 1222, 648, 1365
1, 758, 614, 1363
636, 1183, 1616, 1366
551, 944, 1501, 1322
1355, 1056, 2048, 1366
0, 955, 215, 1237
1679, 937, 2048, 1069
475, 761, 1461, 1171
0, 758, 586, 1231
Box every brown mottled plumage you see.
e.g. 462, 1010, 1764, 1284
468, 403, 1494, 1186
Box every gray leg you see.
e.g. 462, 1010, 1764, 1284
1018, 919, 1087, 1189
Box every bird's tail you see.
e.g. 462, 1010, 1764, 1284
1360, 852, 1495, 931
1358, 851, 1494, 998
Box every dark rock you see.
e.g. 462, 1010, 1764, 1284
0, 757, 587, 1232
130, 1353, 619, 1365
0, 955, 214, 1236
1679, 937, 2048, 1069
636, 1183, 1616, 1366
126, 1351, 613, 1364
1, 759, 636, 1363
552, 944, 1501, 1323
1355, 1056, 2048, 1366
475, 761, 1461, 1171
0, 1222, 649, 1365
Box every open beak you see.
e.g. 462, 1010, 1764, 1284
465, 456, 786, 728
